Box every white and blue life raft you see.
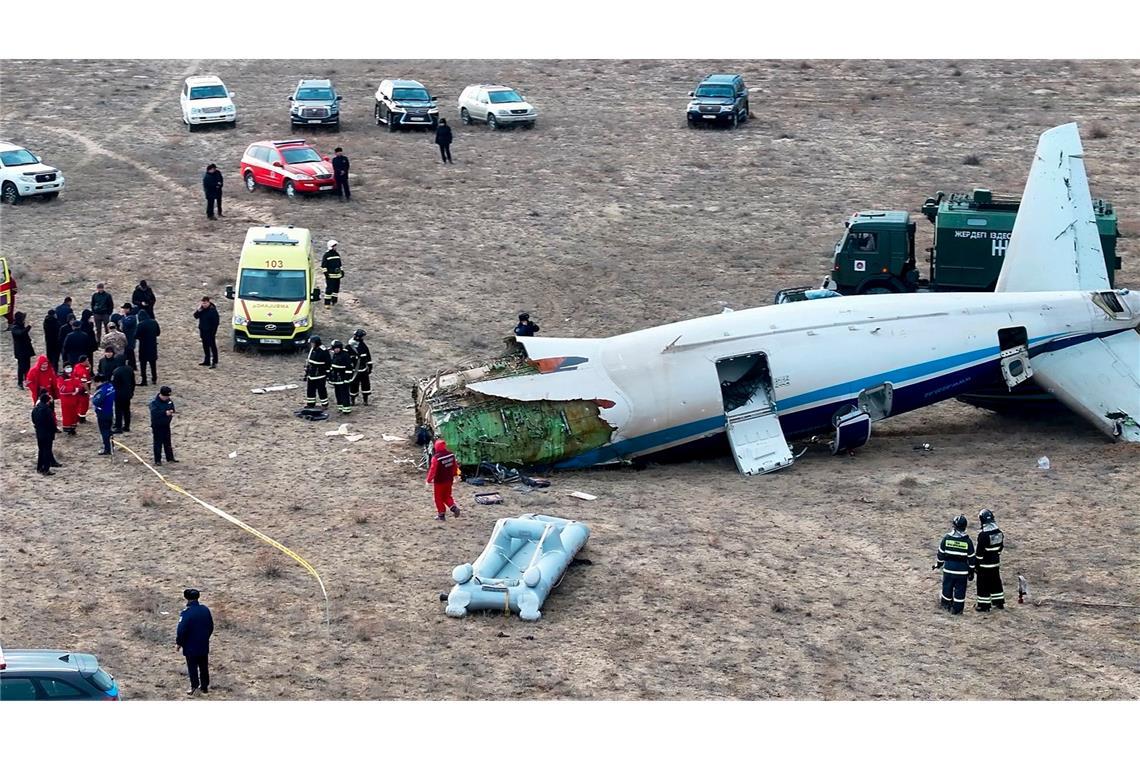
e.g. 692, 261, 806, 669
445, 514, 589, 621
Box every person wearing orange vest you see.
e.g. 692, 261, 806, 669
425, 438, 461, 522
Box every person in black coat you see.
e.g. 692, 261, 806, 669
79, 309, 97, 365
43, 309, 61, 371
111, 361, 135, 433
11, 312, 35, 388
514, 312, 540, 337
203, 164, 224, 220
434, 118, 453, 164
32, 391, 58, 475
331, 147, 351, 201
118, 303, 139, 369
149, 385, 177, 465
193, 296, 220, 367
90, 283, 115, 342
135, 310, 161, 386
175, 588, 214, 695
54, 296, 74, 325
61, 317, 90, 368
96, 346, 124, 382
132, 280, 157, 318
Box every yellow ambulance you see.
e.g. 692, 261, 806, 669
225, 226, 320, 351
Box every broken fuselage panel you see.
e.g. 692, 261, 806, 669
413, 345, 616, 467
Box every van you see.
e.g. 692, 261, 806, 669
225, 226, 320, 351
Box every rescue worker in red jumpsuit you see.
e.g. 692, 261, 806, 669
425, 438, 461, 522
26, 355, 59, 405
57, 365, 84, 435
71, 356, 92, 424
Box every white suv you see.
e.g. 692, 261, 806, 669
0, 141, 65, 204
180, 75, 237, 132
458, 84, 537, 130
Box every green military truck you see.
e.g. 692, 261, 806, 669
823, 189, 1122, 295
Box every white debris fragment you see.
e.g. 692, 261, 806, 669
345, 434, 364, 442
325, 423, 350, 437
568, 491, 597, 501
1036, 456, 1051, 470
252, 383, 299, 394
381, 434, 405, 442
229, 451, 237, 459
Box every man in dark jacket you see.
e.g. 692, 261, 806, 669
203, 163, 224, 220
514, 312, 540, 337
111, 361, 135, 433
193, 296, 220, 367
61, 317, 91, 368
90, 283, 115, 341
434, 118, 453, 163
176, 588, 214, 696
96, 346, 124, 383
149, 385, 177, 465
135, 310, 161, 386
934, 514, 976, 615
11, 311, 35, 388
43, 309, 61, 370
320, 240, 343, 308
79, 309, 97, 365
118, 303, 139, 369
54, 296, 74, 325
328, 339, 356, 414
303, 335, 331, 408
32, 391, 58, 475
132, 280, 157, 318
331, 147, 351, 201
347, 328, 372, 405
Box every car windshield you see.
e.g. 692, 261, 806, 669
190, 85, 228, 99
0, 149, 38, 166
297, 88, 334, 100
393, 87, 430, 101
488, 90, 523, 104
695, 85, 735, 98
280, 147, 322, 164
239, 268, 307, 301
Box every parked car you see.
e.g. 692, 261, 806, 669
0, 645, 120, 701
181, 75, 237, 131
457, 84, 537, 130
685, 74, 749, 128
0, 141, 65, 204
374, 79, 439, 131
289, 78, 342, 132
240, 139, 336, 199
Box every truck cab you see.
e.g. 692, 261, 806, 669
225, 226, 320, 352
828, 211, 917, 294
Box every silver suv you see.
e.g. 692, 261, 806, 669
458, 84, 536, 129
374, 79, 439, 132
289, 79, 342, 132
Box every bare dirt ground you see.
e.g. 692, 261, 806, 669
1, 59, 1138, 700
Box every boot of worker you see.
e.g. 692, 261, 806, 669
434, 512, 446, 522
449, 505, 461, 517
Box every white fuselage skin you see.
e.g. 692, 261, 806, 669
472, 290, 1140, 466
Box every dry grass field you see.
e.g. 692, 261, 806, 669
1, 59, 1138, 700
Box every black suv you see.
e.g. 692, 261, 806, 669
289, 79, 342, 132
686, 74, 749, 128
0, 647, 120, 700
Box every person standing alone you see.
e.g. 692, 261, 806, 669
149, 385, 178, 465
193, 296, 219, 367
425, 438, 461, 521
434, 118, 453, 164
203, 163, 224, 220
331, 147, 351, 201
176, 588, 214, 696
11, 312, 35, 388
320, 240, 343, 308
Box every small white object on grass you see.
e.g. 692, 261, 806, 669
568, 491, 597, 501
325, 423, 350, 437
345, 434, 364, 442
381, 434, 405, 442
1036, 456, 1051, 470
229, 451, 237, 459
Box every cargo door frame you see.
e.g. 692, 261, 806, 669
715, 350, 794, 476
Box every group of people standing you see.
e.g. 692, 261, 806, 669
303, 329, 373, 414
934, 510, 1007, 614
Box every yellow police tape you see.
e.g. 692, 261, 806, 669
113, 439, 330, 627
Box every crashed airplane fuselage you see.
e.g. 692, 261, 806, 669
414, 124, 1140, 475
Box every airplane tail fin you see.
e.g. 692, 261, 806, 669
995, 123, 1111, 293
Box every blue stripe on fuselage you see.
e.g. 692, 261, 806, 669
556, 330, 1110, 468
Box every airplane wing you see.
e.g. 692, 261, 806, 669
1033, 329, 1140, 441
995, 122, 1111, 293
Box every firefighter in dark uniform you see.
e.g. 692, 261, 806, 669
328, 340, 356, 414
331, 147, 350, 201
974, 509, 1005, 611
321, 240, 343, 308
934, 514, 976, 614
347, 328, 372, 406
303, 335, 331, 408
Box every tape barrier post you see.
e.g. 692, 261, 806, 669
114, 439, 331, 627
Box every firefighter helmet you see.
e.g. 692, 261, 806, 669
331, 340, 344, 349
953, 514, 968, 531
353, 328, 366, 339
310, 335, 322, 345
978, 509, 995, 524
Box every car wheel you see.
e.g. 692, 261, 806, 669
487, 113, 498, 130
284, 180, 296, 199
229, 120, 237, 129
187, 122, 197, 133
522, 121, 535, 130
387, 113, 398, 132
244, 172, 257, 192
374, 106, 382, 126
233, 341, 247, 353
2, 182, 20, 205
290, 123, 298, 133
460, 108, 471, 125
332, 122, 341, 133
745, 104, 751, 120
858, 277, 903, 295
41, 192, 59, 201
